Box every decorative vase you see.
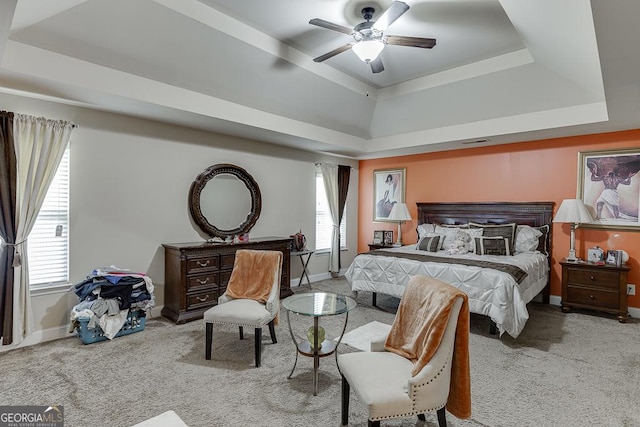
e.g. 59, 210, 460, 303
307, 326, 325, 349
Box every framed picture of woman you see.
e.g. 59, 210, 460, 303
373, 168, 406, 222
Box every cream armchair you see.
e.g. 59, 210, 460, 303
204, 249, 283, 368
337, 276, 469, 427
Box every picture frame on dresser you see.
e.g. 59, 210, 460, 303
577, 148, 640, 230
373, 230, 384, 245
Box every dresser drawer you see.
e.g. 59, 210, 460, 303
187, 274, 218, 292
566, 285, 619, 310
186, 255, 219, 274
187, 289, 218, 311
565, 268, 619, 289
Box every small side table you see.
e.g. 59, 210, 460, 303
291, 250, 314, 289
367, 243, 395, 251
281, 292, 357, 395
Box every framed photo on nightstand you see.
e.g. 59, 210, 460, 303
373, 230, 384, 245
606, 250, 621, 266
383, 231, 394, 245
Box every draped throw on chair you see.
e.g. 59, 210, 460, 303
319, 163, 350, 275
8, 114, 75, 344
0, 111, 17, 345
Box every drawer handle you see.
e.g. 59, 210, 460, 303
196, 277, 210, 285
196, 295, 210, 302
589, 294, 595, 300
590, 276, 595, 281
197, 260, 210, 267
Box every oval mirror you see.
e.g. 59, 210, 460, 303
189, 164, 262, 239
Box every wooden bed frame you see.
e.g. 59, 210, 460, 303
416, 201, 555, 305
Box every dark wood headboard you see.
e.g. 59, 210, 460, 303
416, 201, 555, 303
416, 201, 554, 228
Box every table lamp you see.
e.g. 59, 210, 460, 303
552, 199, 593, 262
388, 203, 412, 246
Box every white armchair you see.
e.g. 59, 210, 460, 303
337, 276, 470, 427
203, 249, 283, 367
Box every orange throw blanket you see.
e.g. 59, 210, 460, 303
384, 275, 471, 419
225, 250, 283, 321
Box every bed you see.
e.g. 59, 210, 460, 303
345, 202, 554, 338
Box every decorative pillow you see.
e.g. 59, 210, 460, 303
515, 225, 543, 253
469, 222, 517, 254
434, 225, 463, 250
474, 236, 512, 256
417, 223, 435, 239
416, 235, 441, 252
534, 224, 550, 256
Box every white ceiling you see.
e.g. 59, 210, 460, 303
0, 0, 638, 159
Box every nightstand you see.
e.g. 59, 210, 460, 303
368, 243, 395, 250
560, 260, 631, 322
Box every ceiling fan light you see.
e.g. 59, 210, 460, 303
352, 40, 384, 63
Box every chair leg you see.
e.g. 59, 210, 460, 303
268, 319, 277, 343
239, 326, 244, 340
341, 375, 350, 426
205, 323, 213, 360
437, 407, 447, 427
254, 327, 262, 367
418, 414, 426, 421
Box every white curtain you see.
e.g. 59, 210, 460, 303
12, 114, 75, 343
319, 163, 340, 275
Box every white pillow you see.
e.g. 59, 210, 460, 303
417, 223, 435, 239
515, 225, 543, 253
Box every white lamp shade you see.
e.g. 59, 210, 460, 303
389, 203, 412, 221
553, 199, 594, 224
352, 40, 384, 63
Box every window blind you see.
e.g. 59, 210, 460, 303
28, 147, 70, 287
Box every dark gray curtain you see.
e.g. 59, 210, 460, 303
337, 165, 351, 268
0, 111, 16, 345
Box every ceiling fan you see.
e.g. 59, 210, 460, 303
309, 1, 436, 74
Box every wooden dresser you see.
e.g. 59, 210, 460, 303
162, 236, 292, 324
560, 260, 631, 322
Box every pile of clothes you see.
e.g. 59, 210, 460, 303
70, 266, 155, 339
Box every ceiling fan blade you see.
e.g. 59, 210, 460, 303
309, 18, 354, 35
373, 1, 410, 31
384, 35, 437, 49
370, 57, 384, 74
313, 44, 354, 62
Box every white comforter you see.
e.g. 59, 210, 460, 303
344, 245, 549, 338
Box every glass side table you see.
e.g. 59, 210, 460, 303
281, 291, 357, 395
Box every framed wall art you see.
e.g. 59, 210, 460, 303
373, 168, 406, 222
578, 148, 640, 230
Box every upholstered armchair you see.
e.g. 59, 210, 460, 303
337, 276, 470, 427
203, 249, 283, 367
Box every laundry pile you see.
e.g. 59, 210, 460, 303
70, 266, 155, 342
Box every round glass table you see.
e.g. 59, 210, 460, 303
281, 291, 357, 395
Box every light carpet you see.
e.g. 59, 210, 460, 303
1, 278, 639, 427
338, 320, 392, 352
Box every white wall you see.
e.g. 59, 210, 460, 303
0, 92, 359, 348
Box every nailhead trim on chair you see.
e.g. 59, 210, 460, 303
370, 353, 452, 422
205, 320, 269, 328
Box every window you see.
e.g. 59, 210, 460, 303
28, 147, 70, 287
315, 172, 346, 251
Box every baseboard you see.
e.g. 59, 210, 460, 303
290, 269, 346, 289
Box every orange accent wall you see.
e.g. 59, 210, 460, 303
358, 129, 640, 309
